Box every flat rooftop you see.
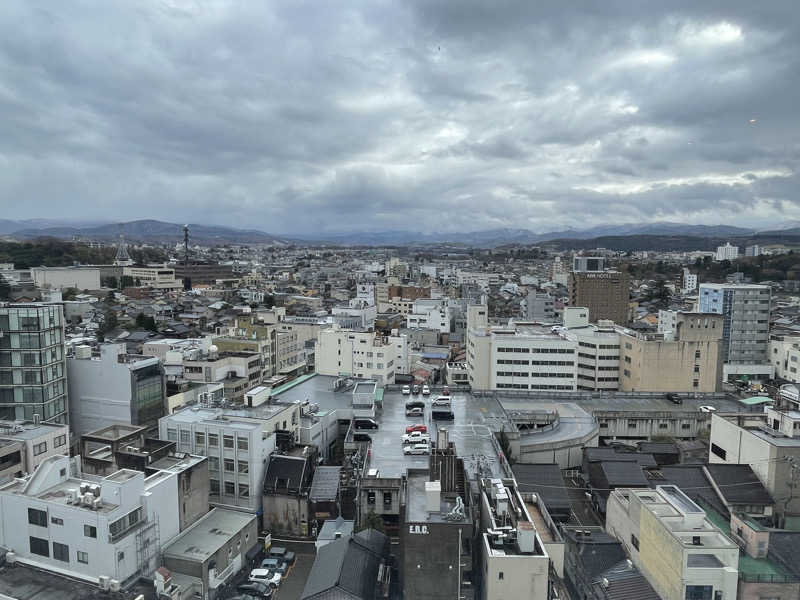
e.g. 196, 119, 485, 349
406, 471, 470, 524
149, 453, 207, 473
162, 508, 255, 563
0, 563, 134, 600
0, 420, 67, 440
166, 406, 287, 428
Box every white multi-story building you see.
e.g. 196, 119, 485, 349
0, 454, 181, 584
406, 298, 452, 333
316, 326, 408, 382
681, 268, 698, 293
332, 301, 377, 329
715, 242, 739, 262
605, 485, 739, 600
657, 309, 679, 334
121, 265, 182, 290
159, 402, 298, 513
466, 307, 578, 392
563, 322, 620, 391
769, 334, 800, 383
0, 420, 70, 480
30, 267, 101, 291
456, 270, 501, 290
355, 283, 376, 306
745, 244, 760, 257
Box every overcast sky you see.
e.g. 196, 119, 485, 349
1, 1, 799, 235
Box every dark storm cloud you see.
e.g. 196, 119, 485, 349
0, 0, 799, 234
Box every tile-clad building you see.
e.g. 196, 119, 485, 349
568, 270, 630, 325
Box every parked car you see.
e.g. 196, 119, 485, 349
432, 396, 451, 407
406, 424, 427, 434
699, 405, 717, 413
268, 547, 287, 561
249, 569, 281, 589
402, 385, 411, 395
239, 580, 275, 598
422, 385, 431, 395
412, 384, 420, 394
404, 443, 431, 455
354, 418, 379, 429
258, 558, 283, 575
665, 392, 682, 405
406, 406, 424, 417
353, 433, 371, 442
282, 551, 296, 566
402, 431, 431, 444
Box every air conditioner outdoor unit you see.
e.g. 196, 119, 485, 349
98, 576, 110, 590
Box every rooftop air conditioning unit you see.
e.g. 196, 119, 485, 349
109, 580, 120, 592
82, 493, 94, 506
98, 576, 110, 590
67, 489, 79, 504
92, 498, 102, 510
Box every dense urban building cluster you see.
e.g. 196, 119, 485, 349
0, 232, 799, 600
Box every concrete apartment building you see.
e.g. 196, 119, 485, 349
708, 384, 800, 523
606, 485, 739, 600
0, 420, 70, 481
568, 270, 630, 325
67, 343, 166, 439
715, 242, 739, 261
0, 454, 182, 585
316, 326, 408, 383
618, 313, 724, 393
698, 283, 773, 381
564, 321, 621, 391
183, 349, 262, 404
0, 303, 68, 424
525, 291, 555, 322
30, 266, 101, 291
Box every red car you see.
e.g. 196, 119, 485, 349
442, 386, 450, 396
405, 424, 427, 434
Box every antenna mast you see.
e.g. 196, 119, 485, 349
182, 224, 191, 290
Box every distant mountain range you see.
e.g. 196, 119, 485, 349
296, 222, 759, 247
1, 219, 287, 245
3, 218, 797, 248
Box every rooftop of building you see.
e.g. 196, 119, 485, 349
82, 423, 147, 443
406, 471, 470, 524
149, 453, 207, 473
0, 420, 68, 440
0, 562, 136, 600
162, 507, 255, 563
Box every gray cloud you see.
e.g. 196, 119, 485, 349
0, 1, 799, 234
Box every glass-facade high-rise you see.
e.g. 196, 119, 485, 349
0, 304, 68, 424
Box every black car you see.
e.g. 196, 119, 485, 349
237, 582, 273, 599
353, 433, 371, 442
665, 392, 682, 404
354, 418, 379, 429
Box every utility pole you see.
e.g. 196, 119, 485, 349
182, 224, 191, 291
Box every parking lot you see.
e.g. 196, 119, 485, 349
219, 540, 316, 600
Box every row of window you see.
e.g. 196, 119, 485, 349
496, 383, 574, 390
578, 342, 620, 350
210, 479, 250, 497
167, 429, 249, 450
29, 536, 88, 564
497, 347, 575, 354
599, 421, 692, 430
29, 508, 98, 538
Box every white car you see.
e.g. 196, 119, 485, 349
404, 443, 431, 455
402, 385, 411, 395
406, 407, 424, 417
249, 568, 282, 588
402, 431, 431, 444
699, 405, 717, 413
422, 385, 431, 395
432, 395, 451, 407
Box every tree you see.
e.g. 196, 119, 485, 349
120, 275, 135, 288
101, 276, 118, 289
105, 290, 116, 304
104, 310, 118, 331
359, 510, 385, 534
135, 312, 157, 332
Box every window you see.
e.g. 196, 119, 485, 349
53, 541, 69, 562
51, 516, 63, 526
210, 479, 220, 494
693, 379, 699, 388
240, 484, 249, 497
30, 536, 49, 557
237, 437, 248, 451
84, 525, 97, 538
208, 433, 219, 447
682, 423, 691, 430
224, 459, 235, 472
498, 572, 504, 580
383, 492, 392, 507
54, 435, 66, 448
367, 491, 376, 505
77, 551, 88, 564
208, 457, 219, 471
711, 443, 727, 460
179, 430, 190, 444
630, 534, 639, 550
224, 481, 235, 495
167, 428, 177, 442
223, 435, 234, 449
28, 508, 47, 527
238, 461, 249, 474
195, 432, 205, 446
628, 420, 636, 428
33, 442, 47, 456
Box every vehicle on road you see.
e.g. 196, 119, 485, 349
402, 385, 411, 395
699, 405, 717, 413
412, 384, 420, 394
353, 433, 371, 442
404, 442, 431, 455
422, 385, 431, 395
406, 424, 427, 434
249, 568, 282, 589
354, 418, 379, 429
665, 392, 682, 405
406, 406, 424, 417
432, 395, 451, 407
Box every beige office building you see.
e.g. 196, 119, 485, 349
619, 313, 724, 393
